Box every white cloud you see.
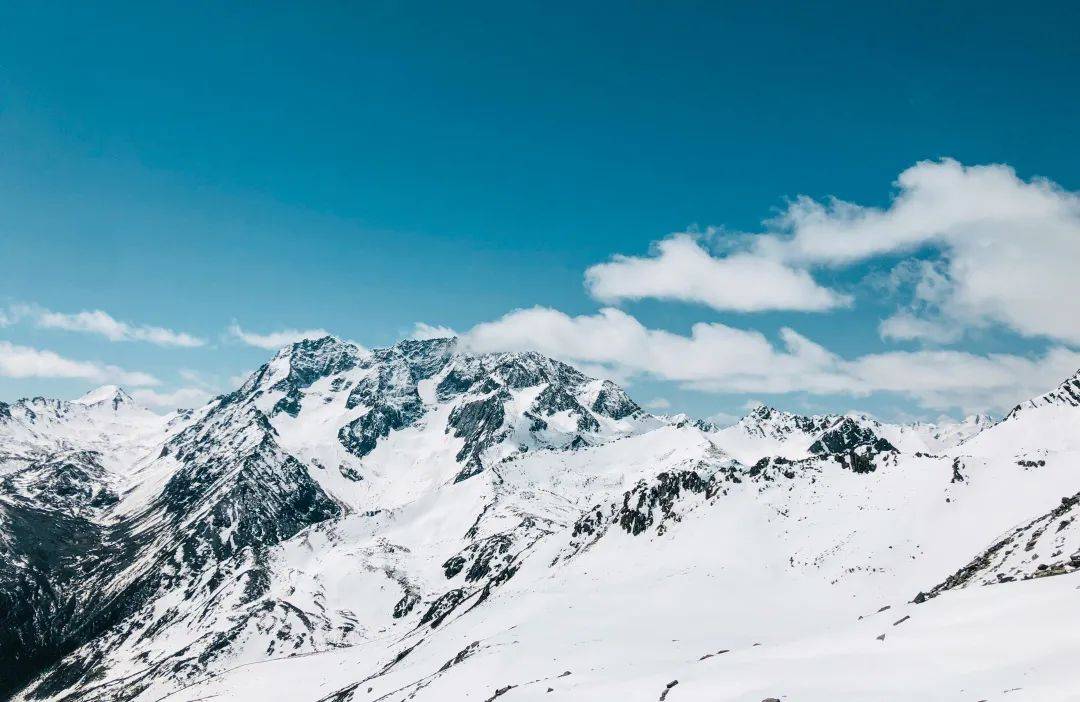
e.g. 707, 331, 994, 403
706, 411, 739, 427
644, 397, 671, 410
178, 368, 206, 383
227, 323, 331, 350
410, 322, 458, 340
463, 306, 1080, 414
32, 307, 205, 347
583, 159, 1080, 346
878, 311, 962, 344
758, 158, 1080, 344
0, 341, 159, 386
585, 234, 848, 312
465, 306, 842, 393
132, 386, 213, 409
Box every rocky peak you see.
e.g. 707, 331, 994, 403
590, 379, 642, 420
433, 350, 583, 403
384, 336, 459, 380
737, 405, 828, 439
1006, 368, 1080, 419
272, 336, 366, 388
809, 417, 897, 459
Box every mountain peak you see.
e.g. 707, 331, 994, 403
747, 404, 781, 420
274, 334, 361, 360
73, 385, 136, 409
1005, 368, 1080, 419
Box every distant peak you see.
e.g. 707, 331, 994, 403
744, 404, 787, 421
73, 385, 136, 409
393, 336, 459, 355
276, 334, 353, 357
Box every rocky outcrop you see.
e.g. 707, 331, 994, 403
922, 491, 1080, 600
809, 417, 897, 460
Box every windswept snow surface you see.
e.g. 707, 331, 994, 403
2, 337, 1079, 702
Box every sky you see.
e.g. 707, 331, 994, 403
2, 1, 1080, 422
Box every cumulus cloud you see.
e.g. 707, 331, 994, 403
410, 322, 458, 340
840, 347, 1080, 413
30, 307, 205, 347
584, 160, 1080, 346
463, 306, 1080, 414
227, 323, 331, 350
878, 311, 962, 344
758, 158, 1080, 344
585, 234, 849, 312
0, 341, 159, 386
644, 397, 671, 410
465, 306, 842, 394
132, 386, 213, 409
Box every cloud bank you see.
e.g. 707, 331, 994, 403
17, 306, 206, 347
757, 158, 1080, 344
585, 234, 849, 312
463, 306, 1080, 414
410, 322, 458, 340
0, 341, 159, 387
39, 309, 205, 347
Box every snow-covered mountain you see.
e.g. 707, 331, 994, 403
2, 336, 1079, 702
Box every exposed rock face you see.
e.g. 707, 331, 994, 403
809, 417, 897, 458
0, 502, 113, 699
447, 390, 511, 481
924, 491, 1080, 598
618, 470, 716, 536
337, 340, 456, 457
263, 337, 365, 418
590, 380, 642, 420
738, 405, 832, 440
0, 451, 118, 515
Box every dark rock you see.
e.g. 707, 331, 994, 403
617, 471, 713, 536
809, 418, 896, 460
392, 590, 419, 619
951, 458, 965, 483
419, 589, 468, 628
447, 391, 510, 481
591, 380, 641, 419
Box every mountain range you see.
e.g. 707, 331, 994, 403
2, 336, 1079, 701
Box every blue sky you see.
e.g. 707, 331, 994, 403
2, 1, 1080, 421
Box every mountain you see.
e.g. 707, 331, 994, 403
2, 337, 1079, 701
1007, 369, 1080, 415
705, 404, 991, 465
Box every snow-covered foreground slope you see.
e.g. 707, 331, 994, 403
2, 338, 1080, 701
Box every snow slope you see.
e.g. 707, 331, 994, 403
2, 337, 1079, 702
